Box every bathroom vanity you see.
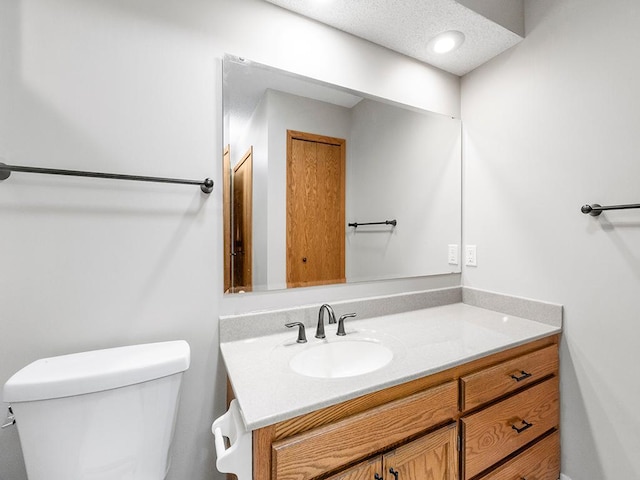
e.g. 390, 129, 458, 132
219, 293, 561, 480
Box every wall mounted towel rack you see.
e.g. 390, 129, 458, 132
0, 162, 214, 194
581, 203, 640, 216
348, 219, 397, 228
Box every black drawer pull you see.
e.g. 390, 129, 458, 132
511, 419, 533, 433
389, 468, 399, 479
374, 475, 383, 480
510, 370, 533, 382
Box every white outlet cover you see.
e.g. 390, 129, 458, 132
465, 245, 477, 267
448, 244, 459, 265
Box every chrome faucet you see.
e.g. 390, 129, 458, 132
315, 304, 336, 339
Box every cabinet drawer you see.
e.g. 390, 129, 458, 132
272, 381, 457, 480
479, 430, 560, 480
461, 344, 558, 411
462, 376, 559, 480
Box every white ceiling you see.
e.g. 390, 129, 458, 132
224, 56, 365, 137
263, 0, 524, 76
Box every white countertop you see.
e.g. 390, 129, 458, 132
220, 303, 561, 430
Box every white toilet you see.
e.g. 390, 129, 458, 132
3, 340, 190, 480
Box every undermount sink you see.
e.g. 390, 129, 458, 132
289, 340, 393, 379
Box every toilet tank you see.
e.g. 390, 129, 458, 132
3, 341, 190, 480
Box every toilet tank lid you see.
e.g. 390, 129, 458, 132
3, 340, 190, 403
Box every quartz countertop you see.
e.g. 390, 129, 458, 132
220, 302, 561, 430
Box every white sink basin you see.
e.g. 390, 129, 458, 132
289, 340, 393, 379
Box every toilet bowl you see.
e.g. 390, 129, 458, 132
3, 340, 190, 480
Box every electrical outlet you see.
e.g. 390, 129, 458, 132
465, 245, 477, 267
448, 244, 459, 265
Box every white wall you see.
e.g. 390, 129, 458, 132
236, 87, 463, 291
456, 0, 525, 36
234, 93, 269, 290
265, 90, 352, 290
0, 1, 459, 479
462, 0, 640, 478
347, 99, 461, 282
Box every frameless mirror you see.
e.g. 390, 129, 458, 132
223, 55, 461, 294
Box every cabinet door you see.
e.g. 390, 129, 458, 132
383, 423, 458, 480
325, 457, 382, 480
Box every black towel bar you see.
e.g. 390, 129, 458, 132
0, 162, 214, 194
581, 203, 640, 216
348, 220, 397, 228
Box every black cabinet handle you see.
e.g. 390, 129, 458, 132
389, 468, 399, 479
374, 474, 383, 480
511, 419, 534, 433
510, 370, 533, 382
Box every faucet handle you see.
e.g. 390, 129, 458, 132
285, 322, 307, 343
336, 313, 357, 336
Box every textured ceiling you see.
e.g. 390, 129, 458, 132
263, 0, 524, 76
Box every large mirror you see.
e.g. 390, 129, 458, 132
223, 55, 461, 294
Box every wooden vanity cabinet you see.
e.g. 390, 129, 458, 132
382, 422, 458, 479
461, 377, 559, 479
459, 342, 560, 480
325, 423, 458, 480
250, 334, 560, 480
270, 381, 457, 480
479, 430, 560, 480
323, 457, 381, 480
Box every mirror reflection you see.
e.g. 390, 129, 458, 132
223, 55, 461, 294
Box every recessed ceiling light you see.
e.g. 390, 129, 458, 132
428, 30, 465, 54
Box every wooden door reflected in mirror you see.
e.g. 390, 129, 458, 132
224, 146, 253, 293
286, 130, 345, 288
